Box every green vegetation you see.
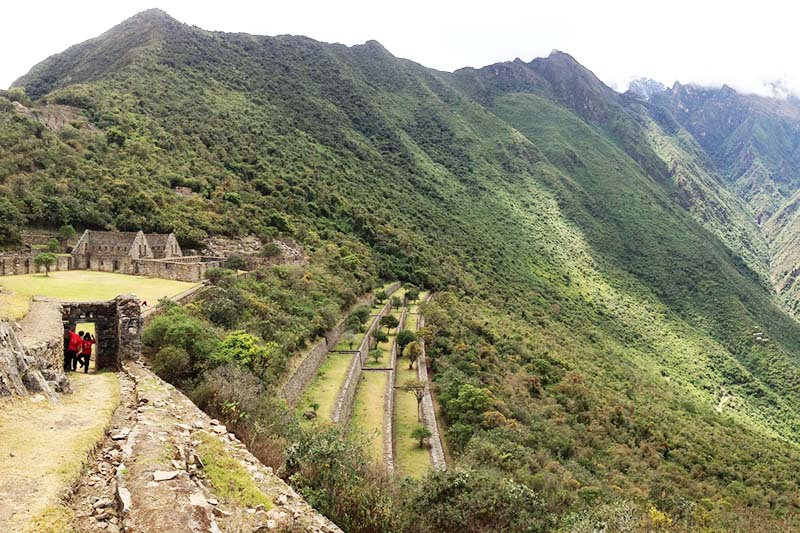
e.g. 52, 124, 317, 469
33, 252, 56, 276
349, 371, 388, 464
8, 9, 800, 530
196, 432, 272, 508
297, 352, 354, 424
394, 365, 430, 478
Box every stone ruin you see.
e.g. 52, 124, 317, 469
61, 295, 143, 371
0, 295, 143, 399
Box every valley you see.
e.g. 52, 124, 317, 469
5, 7, 800, 532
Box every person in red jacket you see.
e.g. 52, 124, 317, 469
79, 332, 95, 373
66, 327, 83, 372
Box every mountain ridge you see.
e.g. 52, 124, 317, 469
6, 10, 800, 530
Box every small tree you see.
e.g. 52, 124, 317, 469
403, 341, 421, 369
391, 296, 402, 309
396, 329, 417, 356
406, 287, 420, 304
380, 314, 399, 334
375, 289, 387, 304
371, 328, 388, 348
46, 238, 60, 253
309, 402, 320, 413
34, 252, 57, 276
225, 255, 246, 271
411, 425, 432, 447
342, 330, 357, 350
57, 224, 76, 246
370, 348, 382, 364
397, 378, 426, 421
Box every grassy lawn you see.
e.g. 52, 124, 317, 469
297, 352, 355, 425
349, 370, 388, 464
394, 364, 430, 479
405, 312, 419, 332
334, 331, 364, 352
0, 271, 198, 320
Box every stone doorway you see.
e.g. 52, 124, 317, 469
61, 295, 143, 371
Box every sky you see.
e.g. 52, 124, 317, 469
2, 0, 799, 96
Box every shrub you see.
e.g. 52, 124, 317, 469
151, 346, 190, 382
225, 255, 246, 270
46, 238, 60, 253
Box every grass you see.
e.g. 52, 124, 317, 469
196, 432, 272, 508
0, 270, 198, 320
25, 505, 74, 533
0, 372, 119, 530
349, 371, 388, 464
393, 364, 430, 479
297, 352, 356, 425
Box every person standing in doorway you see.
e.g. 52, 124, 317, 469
79, 332, 95, 373
66, 326, 82, 371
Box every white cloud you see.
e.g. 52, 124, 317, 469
2, 0, 798, 97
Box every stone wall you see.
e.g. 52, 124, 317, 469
281, 294, 373, 407
133, 257, 222, 282
0, 253, 72, 276
141, 283, 208, 327
331, 296, 395, 425
416, 297, 446, 470
383, 306, 407, 472
61, 295, 142, 370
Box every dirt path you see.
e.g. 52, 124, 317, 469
0, 372, 119, 531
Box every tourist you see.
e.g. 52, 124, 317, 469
79, 332, 95, 373
66, 327, 82, 372
141, 300, 148, 309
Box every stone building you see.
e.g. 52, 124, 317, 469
68, 229, 222, 282
71, 230, 154, 274
145, 233, 182, 259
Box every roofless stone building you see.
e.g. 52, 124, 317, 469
70, 230, 221, 282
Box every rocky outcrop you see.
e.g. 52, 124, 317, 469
0, 299, 69, 399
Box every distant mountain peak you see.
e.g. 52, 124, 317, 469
626, 77, 667, 101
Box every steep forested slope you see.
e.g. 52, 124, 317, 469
6, 9, 800, 530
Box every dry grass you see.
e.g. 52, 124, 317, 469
0, 372, 119, 530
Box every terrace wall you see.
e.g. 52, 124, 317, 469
282, 294, 373, 407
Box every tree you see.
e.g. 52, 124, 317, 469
0, 197, 24, 245
380, 314, 399, 333
57, 224, 76, 246
397, 378, 426, 421
371, 328, 388, 348
34, 252, 57, 276
46, 238, 60, 253
406, 287, 420, 304
411, 425, 432, 447
225, 255, 246, 271
375, 289, 387, 304
396, 329, 417, 356
342, 330, 357, 350
370, 348, 382, 364
391, 296, 402, 309
403, 341, 421, 369
309, 402, 320, 413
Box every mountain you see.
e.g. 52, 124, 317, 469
6, 9, 800, 530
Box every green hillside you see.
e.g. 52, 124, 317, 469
6, 9, 800, 530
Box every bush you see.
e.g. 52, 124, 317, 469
151, 346, 190, 382
205, 267, 236, 284
225, 255, 246, 270
260, 242, 282, 258
46, 238, 60, 253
